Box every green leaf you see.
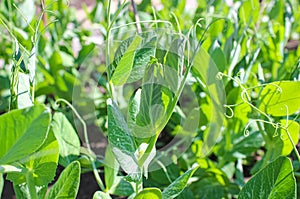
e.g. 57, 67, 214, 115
46, 161, 81, 199
134, 61, 175, 137
238, 156, 296, 199
259, 81, 300, 116
210, 41, 226, 72
111, 33, 156, 83
108, 176, 134, 196
0, 104, 50, 164
93, 191, 112, 199
111, 35, 143, 86
104, 145, 119, 191
107, 99, 140, 180
264, 120, 299, 163
162, 166, 199, 199
239, 0, 260, 25
49, 51, 63, 74
6, 131, 59, 186
52, 112, 81, 165
135, 188, 162, 199
192, 47, 225, 156
128, 38, 156, 83
76, 43, 95, 66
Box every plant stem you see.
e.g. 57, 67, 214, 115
138, 135, 158, 167
26, 170, 38, 199
55, 99, 106, 191
135, 178, 143, 194
131, 0, 142, 33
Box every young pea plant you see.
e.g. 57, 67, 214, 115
97, 2, 226, 197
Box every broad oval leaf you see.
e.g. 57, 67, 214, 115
52, 112, 81, 166
259, 81, 300, 116
111, 35, 143, 86
93, 191, 112, 199
46, 161, 81, 199
0, 104, 50, 164
162, 165, 199, 199
107, 99, 140, 180
6, 131, 59, 186
238, 156, 296, 199
108, 176, 134, 196
104, 145, 119, 191
135, 188, 162, 199
263, 120, 300, 165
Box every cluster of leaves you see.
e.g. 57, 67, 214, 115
0, 0, 300, 198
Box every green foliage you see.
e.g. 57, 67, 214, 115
0, 0, 300, 198
135, 188, 162, 199
0, 104, 50, 164
259, 81, 300, 116
46, 161, 81, 199
238, 156, 296, 199
52, 112, 81, 166
162, 166, 199, 199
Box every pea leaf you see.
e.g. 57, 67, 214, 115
264, 120, 299, 164
128, 38, 156, 83
111, 35, 143, 86
93, 191, 112, 199
108, 176, 134, 196
134, 61, 175, 138
76, 43, 95, 66
162, 166, 199, 199
238, 156, 296, 199
6, 131, 59, 186
52, 112, 81, 166
192, 47, 225, 156
239, 0, 260, 25
259, 81, 300, 116
107, 99, 140, 180
111, 33, 156, 83
104, 145, 119, 191
135, 188, 162, 199
0, 104, 50, 164
46, 161, 81, 199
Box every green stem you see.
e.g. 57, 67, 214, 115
26, 170, 38, 199
135, 178, 143, 194
55, 99, 106, 191
285, 129, 300, 162
138, 135, 158, 167
106, 0, 127, 100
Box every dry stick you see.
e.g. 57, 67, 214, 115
131, 0, 142, 34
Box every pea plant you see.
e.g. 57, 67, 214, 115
0, 0, 300, 198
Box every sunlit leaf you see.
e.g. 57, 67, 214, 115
52, 112, 80, 165
238, 156, 296, 199
93, 191, 112, 199
135, 188, 162, 199
46, 161, 81, 199
111, 35, 143, 86
192, 47, 225, 156
0, 104, 50, 164
107, 99, 140, 180
259, 81, 300, 116
6, 131, 59, 186
162, 166, 199, 199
